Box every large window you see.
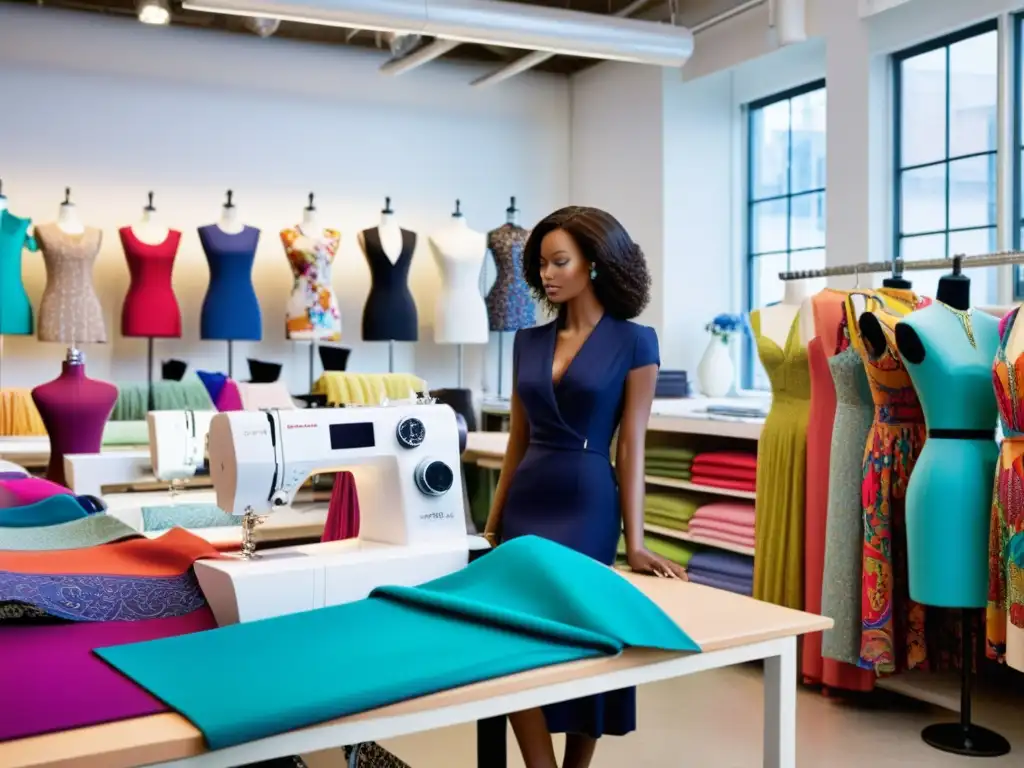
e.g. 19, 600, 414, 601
745, 81, 827, 389
894, 21, 999, 303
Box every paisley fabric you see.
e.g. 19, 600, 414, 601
0, 514, 139, 551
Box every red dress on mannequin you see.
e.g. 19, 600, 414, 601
119, 227, 182, 338
32, 356, 117, 487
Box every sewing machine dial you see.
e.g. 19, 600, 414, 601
396, 417, 426, 449
414, 459, 454, 497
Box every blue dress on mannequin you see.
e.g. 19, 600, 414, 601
198, 225, 262, 341
501, 313, 660, 738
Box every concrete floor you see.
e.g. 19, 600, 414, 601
306, 665, 1024, 767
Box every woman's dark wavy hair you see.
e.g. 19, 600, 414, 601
521, 206, 651, 320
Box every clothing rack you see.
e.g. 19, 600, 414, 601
778, 249, 1024, 281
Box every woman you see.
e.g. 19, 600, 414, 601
483, 206, 686, 768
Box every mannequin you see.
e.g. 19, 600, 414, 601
753, 278, 816, 350
359, 196, 418, 344
120, 193, 182, 339
198, 191, 262, 350
486, 196, 534, 332
35, 198, 106, 344
31, 348, 117, 487
281, 193, 341, 342
0, 186, 37, 336
429, 199, 488, 347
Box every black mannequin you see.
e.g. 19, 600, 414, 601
883, 261, 912, 290
936, 256, 970, 310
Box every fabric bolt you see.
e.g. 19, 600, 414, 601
102, 420, 150, 446
142, 504, 239, 532
314, 372, 426, 407
645, 446, 697, 462
642, 535, 695, 566
361, 227, 419, 342
692, 502, 755, 526
685, 517, 753, 539
485, 223, 534, 332
0, 514, 139, 551
0, 476, 70, 508
685, 570, 753, 596
688, 475, 755, 493
0, 388, 46, 436
0, 607, 216, 741
0, 210, 36, 334
686, 529, 755, 549
644, 467, 692, 481
321, 471, 361, 542
688, 550, 755, 580
643, 511, 689, 532
109, 379, 213, 421
0, 494, 89, 528
197, 371, 244, 412
988, 306, 1024, 672
96, 536, 700, 751
198, 224, 263, 341
642, 494, 699, 520
691, 452, 757, 471
119, 227, 183, 338
281, 225, 342, 341
236, 382, 295, 411
499, 315, 660, 738
34, 223, 107, 343
685, 465, 756, 484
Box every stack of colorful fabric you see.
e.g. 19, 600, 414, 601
690, 451, 757, 493
644, 446, 696, 480
686, 550, 755, 596
687, 502, 756, 551
643, 492, 699, 532
617, 532, 695, 568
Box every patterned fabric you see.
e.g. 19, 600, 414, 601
486, 223, 534, 331
344, 743, 411, 768
988, 306, 1024, 671
0, 600, 49, 622
142, 504, 238, 532
34, 223, 107, 343
0, 514, 139, 551
281, 225, 342, 341
0, 569, 206, 622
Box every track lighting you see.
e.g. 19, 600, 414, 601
136, 0, 171, 25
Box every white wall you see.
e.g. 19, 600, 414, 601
0, 5, 570, 396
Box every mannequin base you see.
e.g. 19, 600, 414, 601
921, 723, 1011, 757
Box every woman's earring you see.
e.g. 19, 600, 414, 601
590, 265, 598, 281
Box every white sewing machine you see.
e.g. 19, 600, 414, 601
147, 409, 216, 482
194, 403, 487, 626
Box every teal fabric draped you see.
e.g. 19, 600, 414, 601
0, 495, 89, 528
96, 536, 700, 750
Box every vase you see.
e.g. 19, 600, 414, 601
697, 337, 734, 398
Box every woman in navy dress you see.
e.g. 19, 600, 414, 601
483, 206, 686, 768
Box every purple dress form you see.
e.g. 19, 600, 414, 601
32, 355, 117, 486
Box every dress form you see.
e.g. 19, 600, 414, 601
486, 197, 534, 333
120, 195, 182, 339
0, 204, 37, 339
132, 193, 169, 246
32, 348, 117, 487
754, 278, 816, 350
281, 194, 342, 345
56, 188, 85, 236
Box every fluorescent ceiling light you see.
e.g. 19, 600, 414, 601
179, 0, 694, 67
137, 0, 171, 25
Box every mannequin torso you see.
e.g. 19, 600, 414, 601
35, 222, 106, 344
132, 209, 170, 246
198, 223, 262, 341
0, 210, 37, 335
486, 222, 534, 332
755, 279, 816, 350
429, 216, 488, 344
119, 226, 182, 338
280, 222, 341, 342
56, 203, 85, 236
218, 205, 244, 235
359, 221, 418, 342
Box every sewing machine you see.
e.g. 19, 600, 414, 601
147, 409, 216, 482
194, 403, 487, 626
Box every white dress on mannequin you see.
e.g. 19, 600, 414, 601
429, 215, 488, 344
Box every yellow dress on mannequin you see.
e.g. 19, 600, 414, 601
751, 310, 811, 609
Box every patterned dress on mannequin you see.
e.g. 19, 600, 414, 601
485, 223, 534, 331
280, 225, 342, 342
34, 223, 106, 344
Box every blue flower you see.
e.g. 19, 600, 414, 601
704, 313, 750, 338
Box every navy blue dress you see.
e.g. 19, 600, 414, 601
501, 314, 660, 738
197, 225, 263, 341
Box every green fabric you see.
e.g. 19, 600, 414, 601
644, 510, 690, 531
96, 535, 699, 750
615, 534, 694, 567
645, 459, 692, 470
101, 420, 150, 446
644, 467, 692, 481
0, 513, 139, 550
110, 379, 214, 421
644, 494, 699, 521
142, 504, 238, 532
645, 446, 696, 461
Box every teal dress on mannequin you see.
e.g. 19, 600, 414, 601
0, 210, 37, 335
898, 304, 999, 608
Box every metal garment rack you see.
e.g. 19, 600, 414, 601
778, 249, 1024, 281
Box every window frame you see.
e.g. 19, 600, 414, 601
743, 78, 827, 390
1014, 13, 1024, 298
891, 18, 1000, 276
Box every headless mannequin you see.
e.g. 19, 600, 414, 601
301, 196, 319, 233
133, 192, 169, 246
218, 190, 244, 235
429, 200, 488, 345
357, 197, 403, 266
32, 348, 117, 487
759, 278, 816, 348
56, 188, 84, 235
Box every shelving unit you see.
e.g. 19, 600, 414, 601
645, 474, 756, 500
643, 522, 756, 557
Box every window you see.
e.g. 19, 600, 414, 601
1016, 16, 1024, 297
745, 81, 827, 389
894, 21, 999, 303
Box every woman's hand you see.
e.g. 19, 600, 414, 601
627, 548, 688, 580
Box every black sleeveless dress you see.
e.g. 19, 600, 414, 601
360, 227, 418, 341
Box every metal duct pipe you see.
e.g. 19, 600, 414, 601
179, 0, 695, 66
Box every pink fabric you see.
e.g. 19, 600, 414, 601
689, 465, 757, 483
214, 379, 244, 411
0, 477, 72, 508
689, 474, 756, 493
321, 471, 361, 542
692, 502, 755, 526
691, 452, 758, 471
688, 517, 755, 539
687, 529, 756, 548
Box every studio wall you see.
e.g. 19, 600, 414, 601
0, 5, 570, 395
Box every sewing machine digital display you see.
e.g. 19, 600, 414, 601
328, 422, 376, 450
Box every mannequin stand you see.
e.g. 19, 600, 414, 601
388, 340, 395, 374
308, 341, 317, 391
921, 609, 1010, 757
146, 338, 155, 411
456, 344, 464, 388
226, 340, 234, 378
496, 332, 504, 399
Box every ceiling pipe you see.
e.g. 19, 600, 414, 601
381, 37, 461, 75
471, 0, 652, 88
179, 0, 694, 67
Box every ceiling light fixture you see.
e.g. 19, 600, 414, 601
179, 0, 694, 67
136, 0, 171, 25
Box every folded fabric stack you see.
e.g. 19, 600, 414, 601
643, 492, 699, 532
686, 550, 755, 596
616, 532, 695, 568
686, 501, 756, 551
644, 445, 696, 481
690, 451, 757, 493
654, 369, 689, 399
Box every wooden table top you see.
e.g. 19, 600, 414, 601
0, 572, 831, 768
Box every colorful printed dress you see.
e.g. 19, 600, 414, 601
988, 306, 1024, 672
280, 225, 342, 341
852, 294, 930, 674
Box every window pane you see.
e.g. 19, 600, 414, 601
948, 227, 998, 305
900, 47, 947, 168
949, 30, 998, 158
948, 155, 996, 229
751, 100, 790, 200
900, 163, 947, 235
752, 252, 788, 309
790, 89, 827, 193
789, 248, 826, 275
751, 198, 788, 254
900, 233, 946, 300
790, 192, 826, 250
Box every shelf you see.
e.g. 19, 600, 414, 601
644, 523, 756, 557
644, 475, 756, 500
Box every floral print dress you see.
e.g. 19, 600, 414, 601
281, 225, 342, 342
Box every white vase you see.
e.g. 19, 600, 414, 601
697, 337, 734, 398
